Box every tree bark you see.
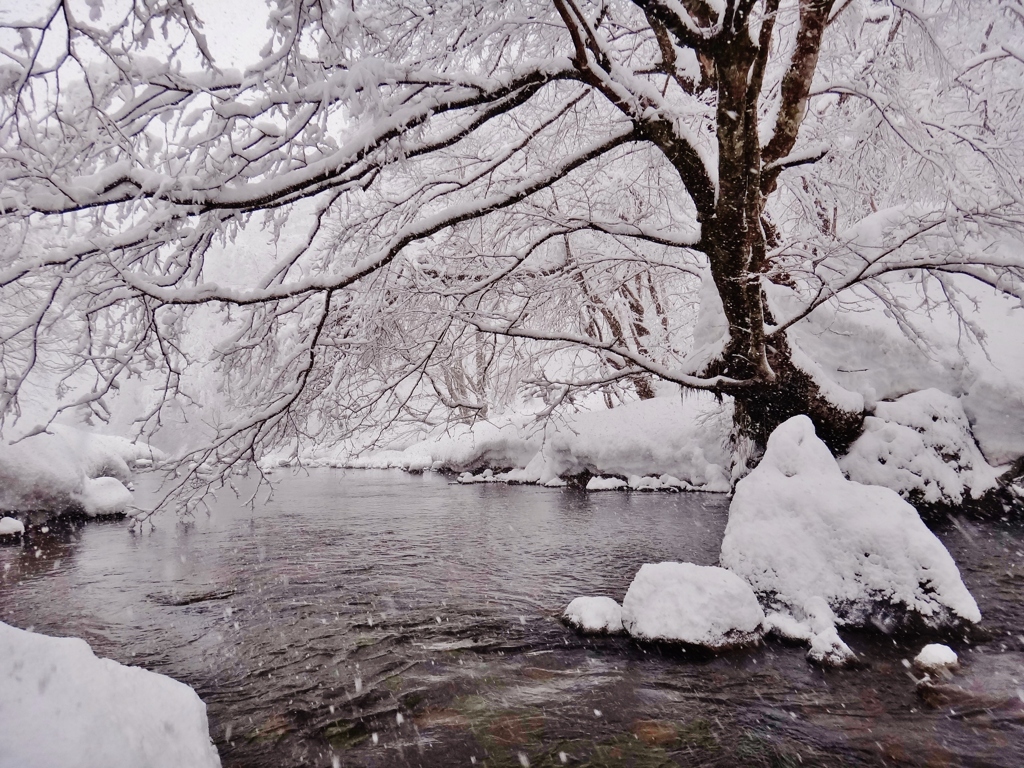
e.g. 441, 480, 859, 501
695, 0, 863, 454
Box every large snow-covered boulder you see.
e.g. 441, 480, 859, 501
721, 416, 980, 632
0, 621, 221, 768
840, 389, 1002, 506
563, 596, 624, 634
621, 562, 765, 649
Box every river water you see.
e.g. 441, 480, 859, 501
1, 469, 1023, 767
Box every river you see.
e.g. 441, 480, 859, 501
1, 469, 1023, 767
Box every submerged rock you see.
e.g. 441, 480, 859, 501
621, 562, 765, 649
721, 416, 980, 634
563, 596, 624, 634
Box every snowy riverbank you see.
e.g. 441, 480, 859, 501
0, 621, 220, 768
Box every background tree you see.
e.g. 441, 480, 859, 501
1, 0, 1023, 492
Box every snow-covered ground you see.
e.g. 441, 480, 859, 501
0, 621, 220, 768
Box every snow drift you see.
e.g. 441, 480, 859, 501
621, 562, 765, 649
721, 415, 980, 632
0, 621, 221, 768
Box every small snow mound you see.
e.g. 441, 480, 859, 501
0, 621, 221, 768
563, 596, 624, 633
0, 517, 25, 536
621, 562, 765, 649
841, 389, 1001, 506
721, 415, 981, 631
585, 476, 627, 491
77, 476, 133, 516
914, 643, 958, 672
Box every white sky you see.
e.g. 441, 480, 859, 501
0, 0, 270, 70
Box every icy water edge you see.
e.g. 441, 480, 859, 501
2, 469, 1023, 768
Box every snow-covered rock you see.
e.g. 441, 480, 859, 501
585, 476, 628, 491
841, 389, 1002, 506
914, 643, 958, 673
0, 517, 24, 536
621, 562, 765, 649
721, 415, 981, 632
563, 596, 624, 633
0, 621, 221, 768
765, 597, 856, 667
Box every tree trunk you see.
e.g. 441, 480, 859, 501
699, 10, 864, 456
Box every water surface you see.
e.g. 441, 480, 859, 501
2, 469, 1023, 767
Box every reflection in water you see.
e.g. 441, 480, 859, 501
1, 469, 1023, 767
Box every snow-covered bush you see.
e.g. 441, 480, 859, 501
0, 621, 221, 768
721, 416, 980, 633
563, 596, 623, 634
621, 562, 765, 649
840, 389, 1001, 506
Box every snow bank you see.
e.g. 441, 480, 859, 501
563, 596, 623, 634
841, 389, 1002, 506
914, 643, 958, 673
343, 418, 541, 473
721, 416, 980, 632
621, 562, 765, 649
766, 280, 1024, 467
0, 621, 221, 768
512, 396, 732, 490
0, 517, 24, 536
0, 426, 152, 516
337, 395, 733, 492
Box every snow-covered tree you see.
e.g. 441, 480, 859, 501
2, 0, 1023, 486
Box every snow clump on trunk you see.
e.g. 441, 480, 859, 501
621, 562, 765, 650
721, 415, 980, 641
